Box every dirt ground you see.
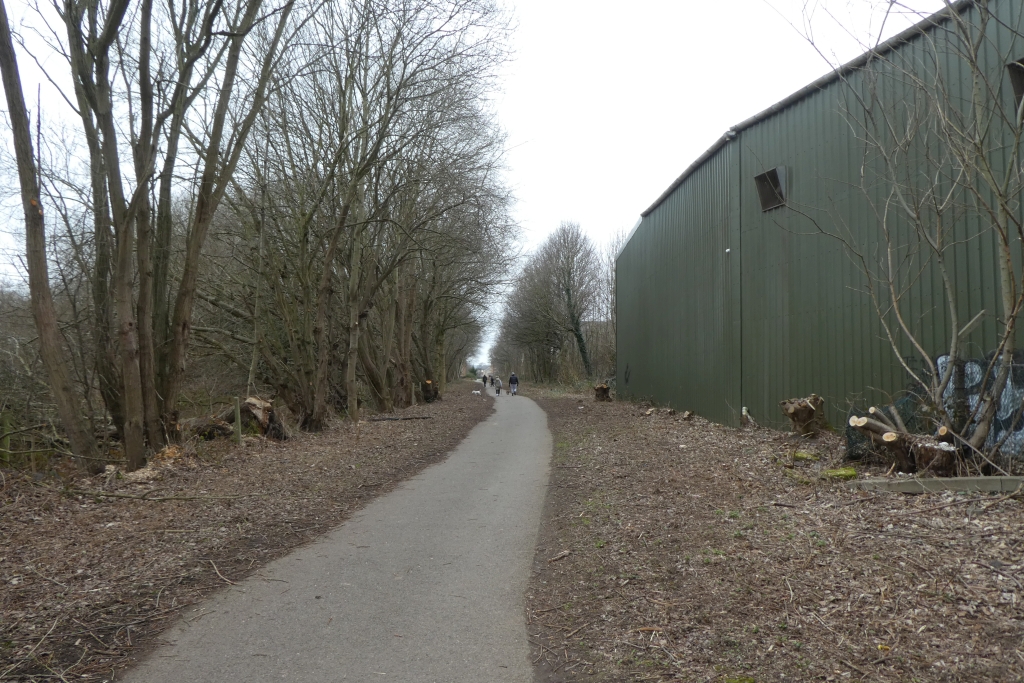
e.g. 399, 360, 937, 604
527, 392, 1024, 683
0, 381, 493, 681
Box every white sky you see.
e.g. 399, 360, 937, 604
497, 0, 945, 255
470, 0, 944, 366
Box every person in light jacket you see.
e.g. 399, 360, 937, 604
495, 377, 502, 395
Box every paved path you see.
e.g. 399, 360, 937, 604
124, 391, 551, 683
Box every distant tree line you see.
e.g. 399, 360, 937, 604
490, 221, 620, 384
0, 0, 514, 471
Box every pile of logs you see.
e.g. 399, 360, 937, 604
847, 406, 955, 474
779, 394, 827, 436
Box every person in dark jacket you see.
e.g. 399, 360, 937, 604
509, 372, 519, 396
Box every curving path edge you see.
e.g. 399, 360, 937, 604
123, 390, 552, 682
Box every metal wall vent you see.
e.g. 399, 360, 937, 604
753, 167, 787, 212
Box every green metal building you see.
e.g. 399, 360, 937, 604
616, 0, 1024, 430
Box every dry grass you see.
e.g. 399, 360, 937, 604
529, 394, 1024, 683
0, 382, 493, 681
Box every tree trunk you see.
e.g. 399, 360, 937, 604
573, 327, 592, 376
969, 239, 1015, 451
359, 293, 396, 412
151, 2, 225, 413
248, 179, 266, 394
94, 54, 147, 471
570, 312, 592, 377
0, 0, 102, 465
345, 227, 364, 421
134, 0, 164, 450
62, 0, 123, 447
114, 224, 147, 470
161, 0, 276, 427
435, 327, 446, 393
309, 203, 351, 430
135, 198, 162, 449
396, 273, 415, 408
161, 101, 235, 431
418, 296, 435, 392
152, 129, 183, 419
381, 290, 397, 409
90, 160, 124, 440
358, 335, 390, 412
59, 0, 146, 468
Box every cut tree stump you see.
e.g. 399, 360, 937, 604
421, 381, 440, 403
779, 394, 826, 436
209, 397, 288, 440
847, 413, 956, 475
594, 384, 611, 402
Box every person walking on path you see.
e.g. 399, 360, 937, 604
495, 377, 502, 395
509, 372, 518, 396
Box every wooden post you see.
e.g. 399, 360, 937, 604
234, 397, 242, 443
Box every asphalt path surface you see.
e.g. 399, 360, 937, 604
124, 388, 551, 682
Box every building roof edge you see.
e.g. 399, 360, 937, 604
615, 216, 644, 262
639, 0, 973, 218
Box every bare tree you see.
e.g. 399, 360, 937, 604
544, 221, 600, 377
494, 221, 602, 382
793, 0, 1024, 468
2, 0, 512, 469
0, 0, 101, 465
200, 0, 511, 426
17, 0, 297, 468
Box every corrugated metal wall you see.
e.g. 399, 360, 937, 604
617, 0, 1024, 429
616, 145, 741, 425
737, 80, 909, 428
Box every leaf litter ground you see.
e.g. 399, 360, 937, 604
527, 393, 1024, 683
0, 382, 493, 681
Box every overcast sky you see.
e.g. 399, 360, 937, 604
466, 0, 944, 365
497, 0, 945, 255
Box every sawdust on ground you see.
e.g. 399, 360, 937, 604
528, 392, 1024, 683
0, 381, 493, 680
